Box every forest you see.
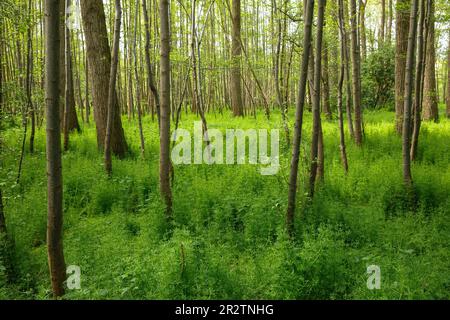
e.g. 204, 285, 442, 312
0, 0, 449, 300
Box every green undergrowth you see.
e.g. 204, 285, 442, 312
0, 107, 449, 299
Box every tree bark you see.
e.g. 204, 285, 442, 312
142, 0, 161, 126
104, 0, 122, 175
380, 0, 386, 44
230, 0, 244, 117
159, 0, 173, 217
45, 0, 66, 298
286, 0, 314, 236
402, 0, 419, 187
309, 0, 326, 197
338, 0, 349, 173
447, 32, 450, 118
422, 0, 439, 122
350, 0, 363, 145
395, 0, 410, 134
80, 0, 127, 157
410, 0, 427, 161
359, 0, 367, 60
63, 0, 81, 151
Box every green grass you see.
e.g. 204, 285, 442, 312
0, 107, 449, 299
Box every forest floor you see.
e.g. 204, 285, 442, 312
0, 107, 449, 299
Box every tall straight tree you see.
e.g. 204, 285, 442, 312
80, 0, 127, 157
63, 0, 80, 151
309, 0, 326, 197
159, 0, 173, 216
337, 0, 349, 173
410, 0, 427, 161
45, 0, 66, 298
349, 0, 363, 146
447, 32, 450, 118
422, 0, 439, 122
395, 0, 410, 134
105, 0, 122, 175
286, 0, 314, 236
142, 0, 160, 126
230, 0, 244, 117
402, 0, 419, 187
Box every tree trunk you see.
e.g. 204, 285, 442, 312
142, 0, 161, 126
350, 0, 363, 146
286, 0, 314, 236
230, 0, 244, 117
159, 0, 173, 217
45, 0, 66, 298
309, 0, 326, 197
80, 0, 127, 157
63, 0, 81, 151
447, 32, 450, 118
322, 38, 332, 120
380, 0, 386, 44
273, 0, 290, 145
359, 0, 367, 60
105, 0, 122, 175
27, 0, 35, 153
422, 0, 439, 122
410, 0, 427, 161
338, 0, 349, 173
133, 0, 145, 157
402, 0, 419, 187
395, 0, 410, 134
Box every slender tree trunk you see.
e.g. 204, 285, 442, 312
309, 0, 326, 197
27, 0, 35, 153
0, 189, 5, 235
447, 32, 450, 118
105, 0, 122, 175
45, 0, 66, 298
322, 39, 331, 120
422, 0, 439, 122
387, 0, 393, 43
338, 0, 349, 173
350, 0, 363, 146
343, 1, 355, 139
159, 0, 173, 217
273, 0, 290, 145
142, 0, 161, 126
286, 0, 314, 236
380, 0, 386, 44
133, 0, 145, 157
63, 0, 80, 151
410, 0, 427, 161
359, 0, 367, 60
230, 0, 244, 117
402, 0, 419, 187
395, 0, 410, 134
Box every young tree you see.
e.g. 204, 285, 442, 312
105, 0, 122, 175
410, 0, 427, 161
63, 0, 80, 151
395, 0, 411, 134
337, 0, 349, 173
402, 0, 419, 187
159, 0, 173, 216
422, 0, 439, 122
80, 0, 127, 157
45, 0, 66, 298
230, 0, 244, 117
309, 0, 326, 197
286, 0, 314, 236
349, 0, 363, 146
447, 32, 450, 118
142, 0, 160, 125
